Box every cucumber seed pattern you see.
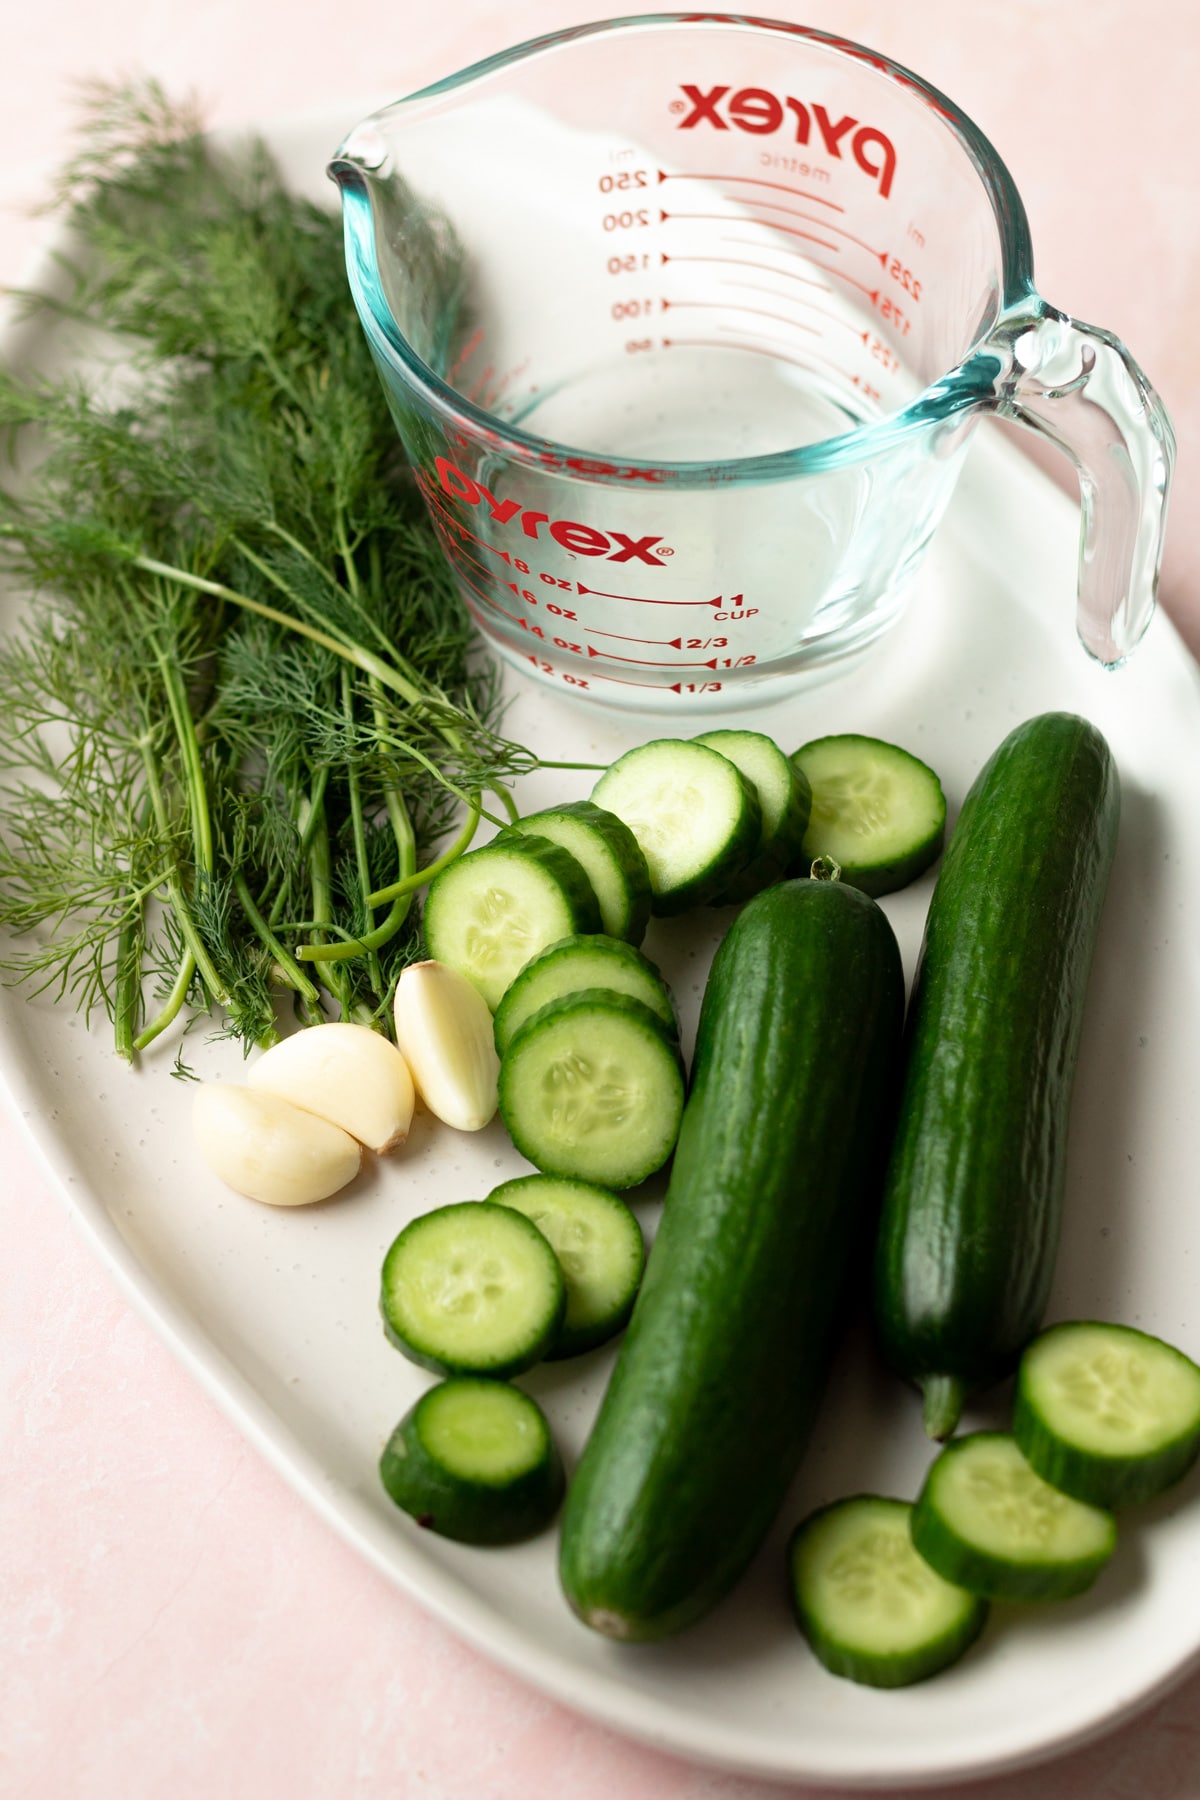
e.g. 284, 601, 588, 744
827, 1526, 945, 1619
522, 1206, 594, 1280
1051, 1345, 1161, 1438
811, 769, 895, 839
464, 885, 534, 974
619, 781, 705, 883
961, 1456, 1072, 1547
430, 1254, 508, 1316
543, 1051, 635, 1137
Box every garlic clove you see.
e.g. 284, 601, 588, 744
393, 959, 500, 1132
247, 1021, 415, 1153
193, 1084, 362, 1206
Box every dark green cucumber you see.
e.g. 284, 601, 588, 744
1013, 1320, 1200, 1509
379, 1377, 564, 1544
499, 801, 652, 945
911, 1432, 1117, 1602
558, 874, 904, 1641
873, 713, 1121, 1440
789, 1495, 988, 1686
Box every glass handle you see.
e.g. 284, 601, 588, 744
992, 304, 1175, 666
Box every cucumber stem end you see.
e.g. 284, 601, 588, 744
921, 1374, 966, 1441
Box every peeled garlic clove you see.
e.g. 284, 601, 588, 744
394, 959, 500, 1131
247, 1021, 415, 1154
193, 1084, 362, 1206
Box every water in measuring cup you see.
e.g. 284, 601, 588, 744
512, 339, 877, 461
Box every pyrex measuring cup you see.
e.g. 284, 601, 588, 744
329, 14, 1175, 711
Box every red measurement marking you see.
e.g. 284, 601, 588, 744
419, 482, 515, 565
429, 515, 495, 582
716, 288, 859, 336
443, 552, 528, 622
662, 335, 832, 377
587, 647, 721, 667
585, 628, 689, 646
662, 210, 839, 256
804, 263, 881, 306
720, 237, 840, 290
662, 297, 820, 336
587, 670, 701, 694
576, 581, 728, 609
736, 196, 887, 263
662, 251, 830, 292
656, 169, 844, 213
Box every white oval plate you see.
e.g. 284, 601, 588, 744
4, 106, 1200, 1791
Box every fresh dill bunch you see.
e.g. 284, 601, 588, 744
0, 80, 532, 1059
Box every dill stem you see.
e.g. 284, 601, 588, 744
130, 555, 485, 820
135, 735, 229, 1008
301, 786, 353, 1015
267, 761, 328, 929
155, 643, 214, 875
297, 674, 417, 966
366, 798, 481, 907
294, 896, 408, 963
133, 951, 194, 1053
113, 909, 142, 1061
275, 514, 397, 669
233, 870, 321, 1007
339, 667, 383, 992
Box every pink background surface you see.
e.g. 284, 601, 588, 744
3, 4, 1200, 1797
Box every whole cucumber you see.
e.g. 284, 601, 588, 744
558, 873, 904, 1641
873, 712, 1120, 1440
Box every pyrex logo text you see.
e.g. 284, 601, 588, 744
675, 85, 897, 199
435, 457, 667, 566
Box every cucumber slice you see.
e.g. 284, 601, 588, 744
379, 1377, 564, 1544
694, 729, 812, 902
1014, 1320, 1200, 1509
492, 933, 676, 1057
912, 1431, 1117, 1601
790, 734, 946, 897
423, 837, 602, 1011
789, 1495, 988, 1688
591, 739, 761, 914
501, 802, 652, 945
499, 990, 684, 1189
490, 1174, 646, 1357
380, 1201, 566, 1377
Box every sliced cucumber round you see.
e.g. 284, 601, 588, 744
694, 729, 811, 903
790, 734, 946, 897
492, 933, 676, 1057
591, 738, 760, 914
379, 1377, 564, 1544
1014, 1320, 1200, 1509
499, 989, 684, 1189
789, 1495, 988, 1688
380, 1201, 566, 1377
490, 1173, 646, 1357
912, 1431, 1117, 1602
501, 801, 652, 945
423, 836, 601, 1011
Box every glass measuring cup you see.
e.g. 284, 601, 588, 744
328, 14, 1175, 711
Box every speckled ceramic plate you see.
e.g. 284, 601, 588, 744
3, 107, 1200, 1791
